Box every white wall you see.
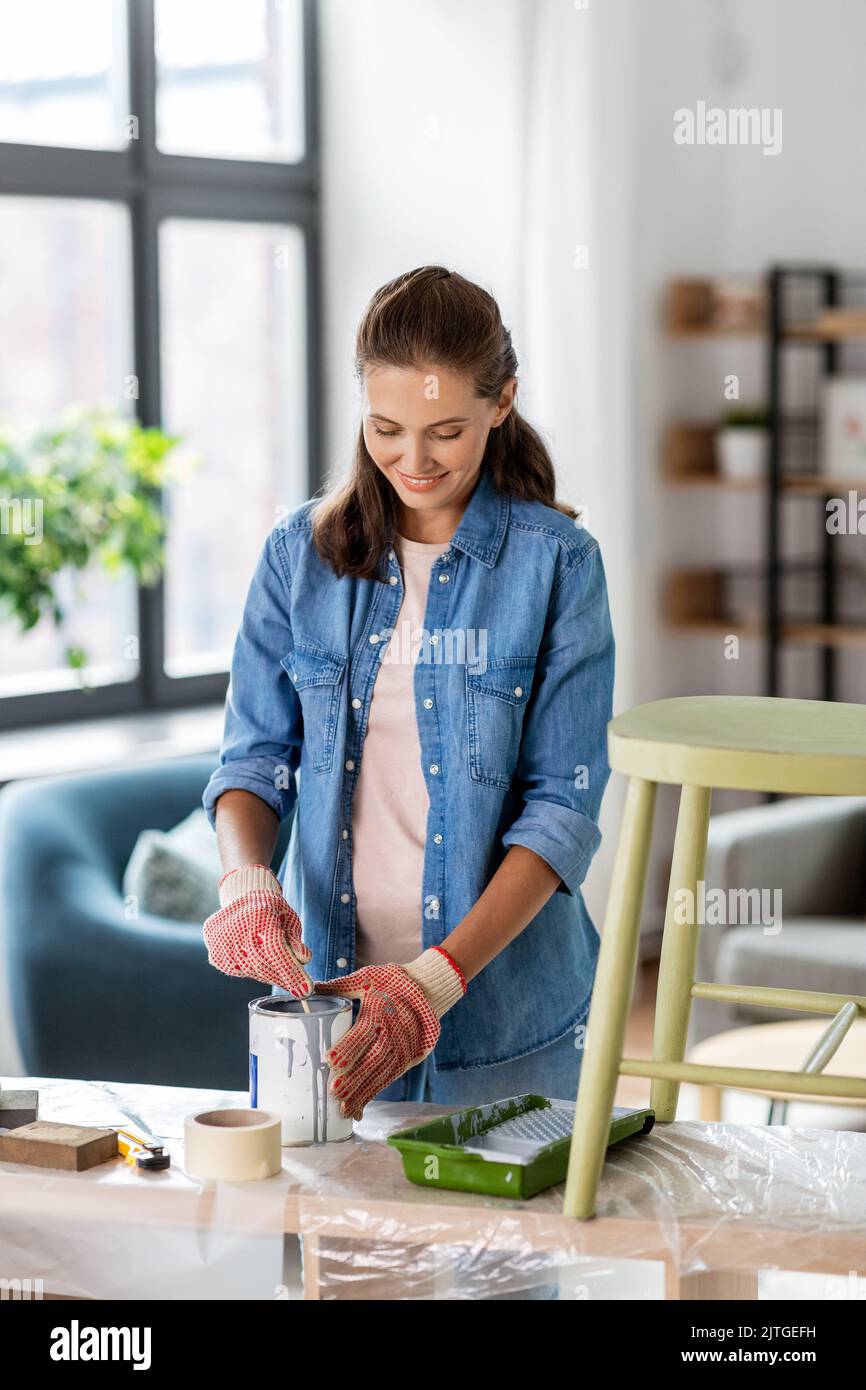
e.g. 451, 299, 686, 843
319, 0, 531, 480
631, 0, 866, 906
318, 0, 639, 926
634, 0, 866, 713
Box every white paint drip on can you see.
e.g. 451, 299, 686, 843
249, 995, 354, 1145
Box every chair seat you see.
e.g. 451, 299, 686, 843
608, 696, 866, 794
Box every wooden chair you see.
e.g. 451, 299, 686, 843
563, 696, 866, 1220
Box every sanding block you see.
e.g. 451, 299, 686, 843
0, 1120, 118, 1171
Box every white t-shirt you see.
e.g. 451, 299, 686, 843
351, 530, 451, 967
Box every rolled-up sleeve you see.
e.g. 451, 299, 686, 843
501, 537, 614, 896
203, 528, 302, 829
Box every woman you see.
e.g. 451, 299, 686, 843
202, 264, 614, 1123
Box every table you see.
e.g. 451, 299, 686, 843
2, 1075, 865, 1300
688, 1020, 866, 1122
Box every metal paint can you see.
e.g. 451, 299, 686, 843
248, 995, 354, 1145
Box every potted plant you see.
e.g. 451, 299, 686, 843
716, 405, 769, 481
0, 405, 189, 683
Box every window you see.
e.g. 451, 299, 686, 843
159, 217, 308, 677
154, 0, 305, 162
0, 0, 320, 729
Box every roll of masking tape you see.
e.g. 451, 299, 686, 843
184, 1108, 282, 1181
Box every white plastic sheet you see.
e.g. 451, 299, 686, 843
0, 1076, 287, 1299
301, 1105, 866, 1299
2, 1077, 865, 1299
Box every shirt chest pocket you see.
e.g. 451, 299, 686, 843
281, 643, 347, 774
465, 655, 537, 789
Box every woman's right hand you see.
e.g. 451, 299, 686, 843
202, 864, 314, 997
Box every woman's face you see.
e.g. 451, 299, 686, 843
362, 364, 515, 525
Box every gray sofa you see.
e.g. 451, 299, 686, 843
688, 796, 866, 1049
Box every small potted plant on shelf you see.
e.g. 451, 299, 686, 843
715, 405, 769, 481
0, 404, 190, 684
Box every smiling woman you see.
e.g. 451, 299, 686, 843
362, 361, 513, 524
203, 264, 614, 1140
312, 264, 579, 572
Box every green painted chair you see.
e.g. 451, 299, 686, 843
564, 695, 866, 1220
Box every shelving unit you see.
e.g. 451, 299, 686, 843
662, 266, 866, 697
766, 266, 866, 698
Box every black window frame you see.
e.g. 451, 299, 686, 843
0, 0, 322, 731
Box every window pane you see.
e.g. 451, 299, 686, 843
0, 197, 138, 699
0, 0, 128, 150
155, 0, 305, 162
159, 218, 307, 677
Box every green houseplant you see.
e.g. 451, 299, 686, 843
0, 405, 188, 677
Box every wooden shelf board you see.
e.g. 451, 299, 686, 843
665, 471, 866, 494
669, 617, 764, 639
667, 324, 764, 339
784, 622, 866, 649
666, 320, 866, 342
668, 619, 866, 648
782, 475, 866, 494
664, 471, 762, 490
784, 323, 866, 342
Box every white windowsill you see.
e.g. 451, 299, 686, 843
0, 704, 225, 785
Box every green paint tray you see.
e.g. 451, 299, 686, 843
387, 1093, 655, 1199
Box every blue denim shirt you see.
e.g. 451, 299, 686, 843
203, 464, 614, 1070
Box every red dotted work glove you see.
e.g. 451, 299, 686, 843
314, 946, 467, 1120
203, 864, 314, 998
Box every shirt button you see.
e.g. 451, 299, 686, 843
429, 764, 439, 775
433, 833, 443, 844
389, 550, 396, 560
514, 686, 523, 697
429, 897, 440, 911
369, 633, 380, 644
340, 892, 350, 904
423, 697, 433, 709
351, 697, 361, 709
336, 957, 348, 968
291, 670, 298, 680
389, 575, 398, 585
341, 829, 348, 839
438, 573, 449, 583
430, 634, 439, 645
345, 759, 355, 771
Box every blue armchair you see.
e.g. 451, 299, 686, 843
0, 754, 293, 1090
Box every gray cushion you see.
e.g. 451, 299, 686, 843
122, 808, 222, 923
716, 919, 866, 1026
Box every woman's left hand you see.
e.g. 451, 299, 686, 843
314, 947, 466, 1120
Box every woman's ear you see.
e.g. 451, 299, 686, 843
492, 376, 518, 427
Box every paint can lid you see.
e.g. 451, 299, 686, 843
248, 994, 352, 1018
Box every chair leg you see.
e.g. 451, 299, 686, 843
563, 777, 657, 1220
651, 783, 712, 1122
